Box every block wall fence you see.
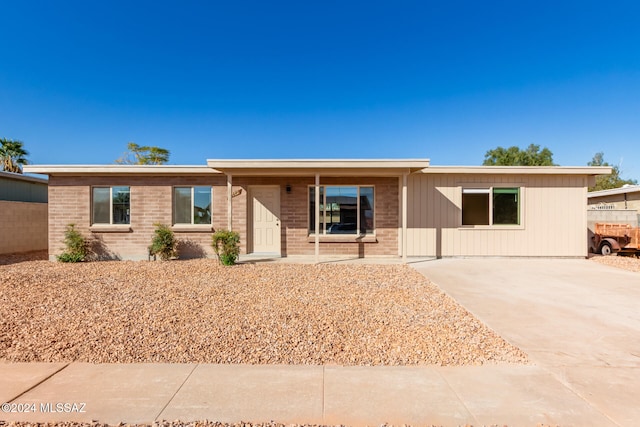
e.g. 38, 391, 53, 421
0, 201, 48, 254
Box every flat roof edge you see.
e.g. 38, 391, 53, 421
23, 165, 221, 175
422, 166, 613, 175
588, 184, 640, 197
206, 159, 431, 169
0, 170, 49, 183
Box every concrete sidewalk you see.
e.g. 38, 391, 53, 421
0, 362, 618, 426
2, 258, 638, 426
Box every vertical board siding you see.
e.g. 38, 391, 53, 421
0, 175, 48, 203
407, 173, 588, 257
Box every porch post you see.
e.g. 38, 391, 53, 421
315, 173, 320, 264
402, 172, 408, 263
227, 173, 233, 230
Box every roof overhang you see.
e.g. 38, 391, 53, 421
0, 170, 49, 183
423, 166, 613, 175
23, 162, 610, 178
588, 184, 640, 198
206, 159, 431, 176
23, 165, 220, 176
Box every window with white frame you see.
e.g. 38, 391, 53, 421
309, 186, 374, 235
174, 186, 212, 224
92, 186, 130, 225
462, 187, 520, 226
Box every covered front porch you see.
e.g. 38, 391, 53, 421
209, 159, 430, 262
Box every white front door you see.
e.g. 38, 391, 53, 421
251, 186, 281, 254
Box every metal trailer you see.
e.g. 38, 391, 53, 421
592, 223, 640, 256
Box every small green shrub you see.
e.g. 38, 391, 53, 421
212, 229, 240, 265
149, 223, 177, 261
57, 224, 88, 263
57, 252, 86, 263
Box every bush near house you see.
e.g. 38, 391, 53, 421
57, 224, 88, 263
149, 223, 177, 261
212, 229, 240, 265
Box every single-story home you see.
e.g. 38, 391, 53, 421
24, 159, 611, 261
588, 185, 640, 212
587, 184, 640, 229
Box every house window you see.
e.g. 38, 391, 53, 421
92, 186, 130, 225
174, 186, 212, 224
309, 186, 374, 235
462, 187, 520, 226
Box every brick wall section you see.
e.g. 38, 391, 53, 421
233, 176, 399, 257
48, 175, 400, 260
48, 176, 227, 260
0, 201, 48, 254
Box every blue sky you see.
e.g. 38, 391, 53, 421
1, 1, 639, 179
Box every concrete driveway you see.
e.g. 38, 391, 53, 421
412, 258, 640, 427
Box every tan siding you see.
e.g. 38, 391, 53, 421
407, 173, 588, 257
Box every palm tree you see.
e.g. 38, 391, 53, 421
0, 138, 29, 173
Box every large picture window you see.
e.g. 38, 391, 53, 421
174, 186, 212, 224
462, 187, 520, 226
92, 186, 130, 225
309, 186, 374, 235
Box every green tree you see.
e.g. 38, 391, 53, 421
483, 144, 556, 166
116, 142, 170, 165
0, 138, 29, 173
587, 152, 637, 191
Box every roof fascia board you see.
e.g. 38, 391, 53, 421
23, 165, 221, 176
587, 185, 640, 198
421, 166, 613, 176
213, 167, 415, 177
207, 159, 430, 170
0, 170, 49, 183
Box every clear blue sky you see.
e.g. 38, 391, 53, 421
1, 1, 639, 179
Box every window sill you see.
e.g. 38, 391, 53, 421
171, 224, 214, 232
307, 234, 378, 243
90, 224, 132, 233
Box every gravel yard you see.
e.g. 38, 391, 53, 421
0, 257, 527, 366
590, 254, 640, 272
